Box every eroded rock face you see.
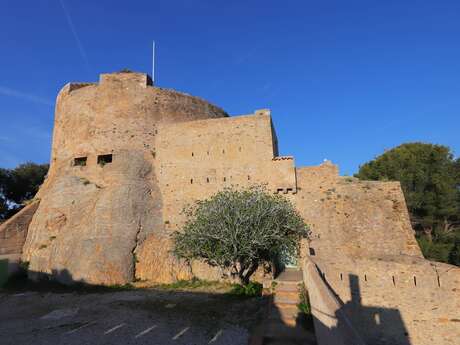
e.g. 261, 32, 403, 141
22, 151, 159, 285
22, 72, 227, 285
135, 235, 193, 284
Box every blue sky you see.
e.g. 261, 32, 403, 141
0, 0, 459, 175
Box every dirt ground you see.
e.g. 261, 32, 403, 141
0, 280, 267, 345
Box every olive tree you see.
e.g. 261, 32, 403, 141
173, 185, 309, 285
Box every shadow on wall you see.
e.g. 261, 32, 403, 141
343, 274, 410, 345
314, 272, 411, 345
1, 265, 135, 293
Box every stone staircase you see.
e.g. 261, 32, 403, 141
250, 268, 317, 345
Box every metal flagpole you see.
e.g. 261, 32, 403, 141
152, 40, 155, 84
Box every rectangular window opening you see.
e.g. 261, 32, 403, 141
97, 154, 113, 166
74, 157, 87, 166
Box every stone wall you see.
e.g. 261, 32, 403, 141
156, 110, 296, 229
302, 256, 366, 345
0, 201, 39, 255
135, 109, 295, 283
313, 256, 460, 345
293, 163, 421, 261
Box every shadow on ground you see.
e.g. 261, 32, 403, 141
0, 266, 268, 345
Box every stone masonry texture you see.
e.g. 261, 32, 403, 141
0, 71, 458, 344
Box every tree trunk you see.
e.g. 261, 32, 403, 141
238, 261, 259, 285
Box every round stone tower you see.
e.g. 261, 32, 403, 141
22, 71, 227, 285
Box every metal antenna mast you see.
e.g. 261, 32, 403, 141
152, 40, 156, 84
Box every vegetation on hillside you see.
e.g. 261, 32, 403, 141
355, 143, 460, 266
0, 162, 49, 221
173, 185, 309, 284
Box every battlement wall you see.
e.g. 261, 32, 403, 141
313, 257, 460, 345
156, 111, 297, 230
51, 72, 227, 168
293, 165, 421, 260
135, 111, 297, 283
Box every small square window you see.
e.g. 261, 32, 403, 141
97, 154, 112, 166
73, 157, 87, 166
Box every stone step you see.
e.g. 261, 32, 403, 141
269, 305, 299, 326
275, 282, 299, 292
275, 289, 299, 300
262, 320, 316, 344
275, 269, 303, 283
274, 295, 300, 306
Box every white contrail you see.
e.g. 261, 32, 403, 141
59, 0, 89, 69
0, 86, 53, 106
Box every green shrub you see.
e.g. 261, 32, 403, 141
230, 281, 263, 297
173, 185, 309, 285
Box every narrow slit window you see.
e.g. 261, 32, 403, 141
97, 154, 113, 166
223, 177, 226, 182
206, 177, 210, 183
190, 179, 193, 184
192, 152, 194, 157
74, 157, 87, 166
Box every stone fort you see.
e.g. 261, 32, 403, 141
0, 71, 458, 345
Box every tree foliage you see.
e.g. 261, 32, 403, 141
173, 185, 309, 284
0, 162, 48, 220
355, 143, 460, 266
355, 143, 459, 238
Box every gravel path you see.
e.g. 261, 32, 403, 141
0, 288, 267, 345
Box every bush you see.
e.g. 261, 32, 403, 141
230, 281, 263, 297
173, 185, 309, 285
